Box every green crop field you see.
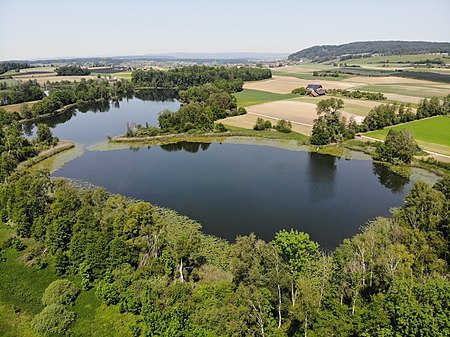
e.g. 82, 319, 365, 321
233, 89, 297, 107
365, 116, 450, 154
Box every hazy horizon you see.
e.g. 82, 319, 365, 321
1, 0, 449, 61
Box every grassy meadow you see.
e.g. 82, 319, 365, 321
233, 89, 297, 107
365, 116, 450, 155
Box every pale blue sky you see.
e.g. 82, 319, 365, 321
1, 0, 449, 60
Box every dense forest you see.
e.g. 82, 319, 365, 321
0, 168, 448, 336
288, 41, 450, 62
131, 65, 272, 89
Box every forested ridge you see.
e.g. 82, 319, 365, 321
288, 41, 450, 62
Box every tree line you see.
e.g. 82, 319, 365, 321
0, 169, 448, 336
10, 79, 134, 121
327, 89, 386, 101
55, 66, 91, 76
0, 61, 30, 75
131, 65, 272, 89
361, 95, 449, 132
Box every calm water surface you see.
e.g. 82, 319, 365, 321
54, 142, 413, 250
24, 90, 180, 144
29, 91, 418, 249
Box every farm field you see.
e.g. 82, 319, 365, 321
12, 74, 97, 85
234, 59, 449, 139
218, 112, 313, 135
289, 96, 383, 116
233, 89, 297, 107
4, 67, 96, 84
245, 100, 364, 127
364, 116, 450, 155
344, 53, 450, 65
243, 75, 357, 94
1, 100, 40, 113
353, 84, 450, 98
272, 64, 352, 81
343, 75, 450, 86
111, 71, 132, 79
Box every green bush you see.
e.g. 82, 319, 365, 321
214, 123, 228, 132
42, 279, 80, 306
2, 237, 27, 251
275, 119, 292, 133
253, 117, 272, 131
291, 87, 307, 95
31, 304, 76, 335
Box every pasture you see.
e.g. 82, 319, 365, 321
234, 89, 297, 107
365, 116, 450, 155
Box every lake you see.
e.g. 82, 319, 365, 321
54, 141, 414, 250
30, 91, 426, 249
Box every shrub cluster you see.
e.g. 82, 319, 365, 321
328, 88, 386, 100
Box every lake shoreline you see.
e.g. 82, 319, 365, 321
17, 140, 75, 170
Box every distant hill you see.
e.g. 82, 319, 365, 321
288, 41, 450, 62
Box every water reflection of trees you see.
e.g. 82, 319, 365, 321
77, 101, 111, 113
160, 142, 211, 153
372, 162, 409, 194
307, 152, 337, 201
22, 107, 78, 136
134, 89, 178, 101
